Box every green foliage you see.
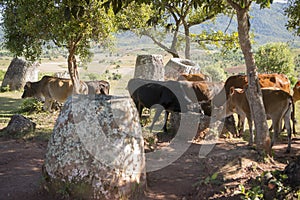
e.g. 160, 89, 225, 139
115, 2, 153, 31
195, 30, 240, 53
110, 72, 122, 80
0, 70, 5, 81
236, 169, 299, 200
1, 0, 116, 63
0, 84, 10, 92
86, 73, 100, 81
194, 172, 222, 187
255, 42, 295, 82
202, 64, 227, 81
285, 0, 300, 36
19, 98, 44, 114
100, 70, 122, 80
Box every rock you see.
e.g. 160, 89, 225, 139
165, 58, 200, 80
53, 71, 69, 79
43, 95, 146, 199
134, 55, 164, 81
283, 156, 300, 187
1, 58, 39, 91
1, 114, 36, 135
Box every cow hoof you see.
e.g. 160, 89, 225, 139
285, 148, 291, 154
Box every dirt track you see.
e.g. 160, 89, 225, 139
1, 135, 299, 200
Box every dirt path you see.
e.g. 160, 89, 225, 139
0, 135, 300, 200
0, 135, 299, 200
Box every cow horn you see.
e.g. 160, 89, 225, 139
26, 82, 31, 87
230, 87, 235, 95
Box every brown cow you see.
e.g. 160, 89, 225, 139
179, 80, 237, 136
293, 80, 300, 103
213, 73, 291, 136
22, 76, 109, 111
177, 73, 210, 82
85, 80, 110, 95
214, 87, 293, 153
214, 73, 291, 106
22, 76, 74, 111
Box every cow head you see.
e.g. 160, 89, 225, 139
293, 81, 300, 102
21, 82, 33, 99
212, 87, 239, 120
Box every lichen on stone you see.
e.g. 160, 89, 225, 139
43, 95, 146, 199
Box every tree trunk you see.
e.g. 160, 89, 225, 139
184, 24, 191, 59
228, 0, 271, 154
68, 53, 81, 94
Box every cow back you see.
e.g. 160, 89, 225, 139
177, 73, 210, 82
86, 80, 110, 95
46, 76, 73, 102
213, 73, 291, 107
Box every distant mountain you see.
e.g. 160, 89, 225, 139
191, 2, 300, 47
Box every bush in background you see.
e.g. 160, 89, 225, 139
19, 99, 44, 113
0, 70, 5, 81
255, 42, 296, 85
202, 64, 227, 82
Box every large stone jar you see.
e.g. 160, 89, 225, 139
43, 95, 146, 199
134, 54, 164, 81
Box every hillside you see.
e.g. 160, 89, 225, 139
192, 2, 300, 47
0, 2, 299, 49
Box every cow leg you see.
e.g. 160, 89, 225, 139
149, 107, 164, 133
292, 102, 297, 136
237, 113, 246, 137
271, 117, 281, 149
162, 111, 169, 133
237, 114, 243, 137
248, 118, 254, 146
284, 108, 292, 153
43, 99, 53, 112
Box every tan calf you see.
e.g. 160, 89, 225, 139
22, 76, 74, 111
214, 87, 293, 153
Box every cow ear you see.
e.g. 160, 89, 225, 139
229, 87, 235, 95
25, 82, 31, 87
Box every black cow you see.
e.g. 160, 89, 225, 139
179, 80, 237, 136
127, 78, 196, 132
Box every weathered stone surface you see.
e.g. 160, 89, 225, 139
283, 156, 300, 186
134, 55, 164, 81
165, 58, 200, 80
1, 114, 36, 135
43, 95, 146, 199
53, 71, 69, 79
1, 58, 39, 91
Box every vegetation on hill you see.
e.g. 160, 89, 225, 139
191, 2, 300, 47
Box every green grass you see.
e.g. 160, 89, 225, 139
0, 90, 56, 141
0, 90, 24, 116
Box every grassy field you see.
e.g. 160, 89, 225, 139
0, 53, 299, 142
0, 87, 299, 143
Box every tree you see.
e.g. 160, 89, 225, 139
1, 0, 116, 94
285, 0, 300, 36
226, 0, 272, 154
101, 0, 273, 154
116, 0, 239, 59
255, 42, 296, 83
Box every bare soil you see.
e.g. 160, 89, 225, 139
0, 134, 299, 200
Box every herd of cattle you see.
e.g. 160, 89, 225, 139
21, 73, 300, 153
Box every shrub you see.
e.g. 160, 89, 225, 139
20, 98, 44, 113
202, 64, 227, 81
0, 70, 5, 81
86, 73, 100, 81
255, 42, 295, 83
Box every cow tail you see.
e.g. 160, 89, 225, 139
291, 98, 296, 136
